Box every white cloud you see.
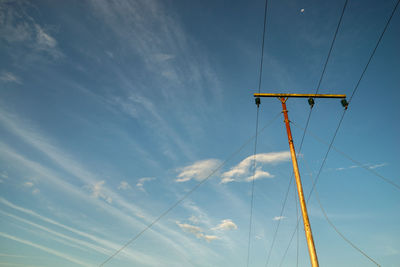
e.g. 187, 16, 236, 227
212, 219, 238, 231
176, 159, 221, 182
176, 222, 202, 235
177, 216, 238, 243
33, 24, 62, 58
32, 188, 40, 195
188, 215, 199, 224
88, 180, 112, 203
136, 177, 155, 192
176, 222, 220, 243
153, 53, 175, 62
198, 233, 220, 242
368, 163, 387, 169
273, 216, 286, 221
0, 72, 21, 84
334, 162, 387, 172
118, 181, 131, 190
22, 181, 39, 194
23, 182, 34, 187
0, 172, 8, 179
0, 171, 8, 183
35, 24, 57, 48
105, 50, 114, 58
221, 152, 290, 183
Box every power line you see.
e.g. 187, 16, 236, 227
291, 121, 400, 191
348, 0, 400, 103
315, 0, 349, 95
257, 0, 269, 94
263, 1, 349, 265
247, 107, 260, 267
98, 112, 281, 266
247, 0, 270, 266
279, 1, 400, 263
264, 173, 294, 267
304, 157, 380, 266
279, 156, 381, 266
296, 0, 349, 153
306, 0, 400, 206
313, 191, 381, 266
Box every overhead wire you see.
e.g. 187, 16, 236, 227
291, 121, 400, 191
247, 107, 260, 267
300, 157, 381, 266
279, 0, 400, 264
98, 112, 282, 266
306, 0, 400, 206
264, 172, 294, 267
247, 0, 269, 266
263, 1, 349, 266
296, 0, 349, 153
257, 0, 269, 95
279, 154, 381, 266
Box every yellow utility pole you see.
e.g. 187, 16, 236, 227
254, 93, 348, 267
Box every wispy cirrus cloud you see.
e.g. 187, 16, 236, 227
221, 151, 290, 184
88, 0, 222, 101
0, 197, 193, 266
0, 71, 21, 84
0, 1, 63, 60
0, 209, 111, 256
175, 159, 221, 182
86, 0, 223, 163
110, 93, 195, 161
0, 110, 219, 264
334, 162, 387, 172
0, 232, 90, 266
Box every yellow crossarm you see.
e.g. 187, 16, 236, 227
254, 93, 346, 98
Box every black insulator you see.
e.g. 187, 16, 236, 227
255, 97, 261, 107
341, 99, 349, 110
308, 97, 315, 108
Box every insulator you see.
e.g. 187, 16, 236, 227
255, 97, 261, 107
341, 99, 349, 110
308, 97, 315, 108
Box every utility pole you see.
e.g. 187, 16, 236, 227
254, 93, 348, 267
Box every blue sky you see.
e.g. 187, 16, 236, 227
0, 0, 399, 266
